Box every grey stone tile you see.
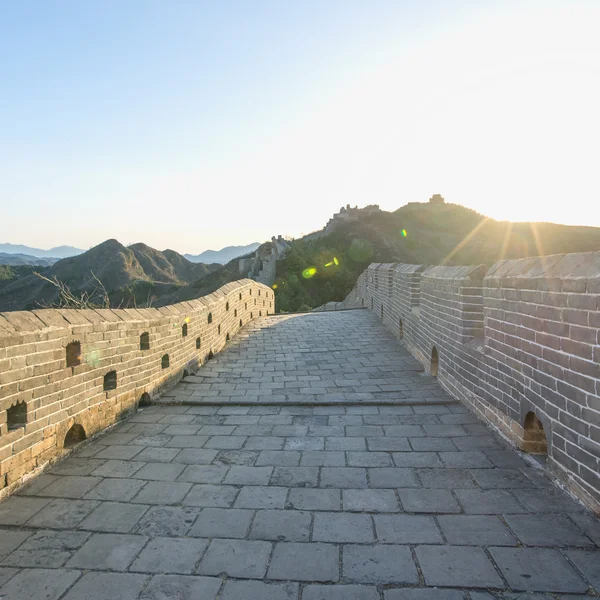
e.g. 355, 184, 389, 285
271, 467, 319, 487
32, 475, 102, 499
177, 465, 228, 484
129, 434, 172, 447
374, 514, 443, 544
94, 445, 143, 460
313, 512, 374, 543
133, 447, 181, 462
212, 450, 258, 466
140, 574, 222, 600
347, 426, 384, 437
301, 451, 345, 466
205, 435, 246, 449
0, 568, 81, 600
287, 488, 341, 511
78, 501, 148, 533
453, 489, 527, 514
415, 545, 503, 588
250, 509, 311, 542
130, 536, 208, 573
234, 485, 287, 509
15, 474, 58, 496
224, 465, 273, 485
321, 467, 368, 488
566, 550, 600, 589
284, 437, 324, 451
392, 452, 442, 467
504, 515, 593, 547
165, 436, 210, 449
570, 511, 600, 546
384, 591, 465, 600
485, 450, 529, 469
133, 462, 185, 481
512, 489, 584, 513
343, 489, 400, 512
452, 435, 503, 451
84, 478, 146, 502
416, 468, 476, 488
384, 425, 424, 437
190, 507, 253, 538
368, 468, 420, 488
2, 529, 90, 568
410, 437, 457, 452
438, 515, 517, 545
173, 448, 218, 463
326, 437, 366, 451
367, 437, 411, 451
343, 544, 419, 584
164, 425, 203, 435
0, 527, 34, 560
26, 499, 100, 528
92, 459, 145, 478
183, 484, 238, 507
244, 436, 285, 450
0, 567, 18, 587
62, 571, 148, 600
268, 542, 339, 582
398, 489, 461, 513
348, 451, 392, 467
304, 585, 379, 600
132, 481, 192, 505
439, 451, 494, 468
471, 468, 538, 489
49, 458, 106, 476
198, 538, 271, 578
67, 533, 147, 571
256, 450, 301, 466
133, 506, 200, 537
490, 547, 588, 592
220, 580, 298, 600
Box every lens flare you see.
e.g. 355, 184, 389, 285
401, 229, 408, 237
302, 267, 317, 279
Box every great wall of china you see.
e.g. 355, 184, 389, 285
1, 251, 599, 514
0, 279, 273, 499
324, 251, 600, 513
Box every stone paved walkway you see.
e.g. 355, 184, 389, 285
161, 311, 454, 405
0, 311, 599, 599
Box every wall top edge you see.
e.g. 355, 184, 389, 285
368, 263, 425, 274
422, 264, 487, 280
0, 279, 270, 335
485, 251, 600, 280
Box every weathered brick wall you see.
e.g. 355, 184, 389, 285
353, 252, 600, 514
0, 279, 274, 498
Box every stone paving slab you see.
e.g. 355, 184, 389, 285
0, 310, 599, 598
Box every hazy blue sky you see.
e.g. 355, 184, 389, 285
1, 1, 599, 253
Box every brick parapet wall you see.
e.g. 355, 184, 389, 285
0, 278, 274, 498
351, 252, 600, 514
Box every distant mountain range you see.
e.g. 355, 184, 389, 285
0, 241, 261, 266
185, 243, 260, 264
0, 243, 84, 259
0, 253, 58, 267
0, 239, 222, 311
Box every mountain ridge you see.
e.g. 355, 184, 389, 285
0, 239, 221, 311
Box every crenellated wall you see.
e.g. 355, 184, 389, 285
342, 252, 600, 514
0, 279, 274, 498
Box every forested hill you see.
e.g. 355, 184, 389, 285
272, 201, 600, 312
